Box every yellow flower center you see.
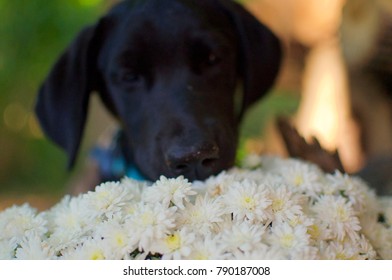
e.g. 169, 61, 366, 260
194, 253, 208, 260
289, 216, 301, 227
90, 250, 104, 260
336, 252, 354, 260
280, 234, 294, 248
165, 233, 181, 252
307, 224, 320, 239
272, 199, 284, 212
294, 175, 304, 186
141, 212, 154, 226
242, 196, 255, 210
336, 206, 349, 221
115, 233, 125, 246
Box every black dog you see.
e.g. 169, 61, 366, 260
35, 0, 281, 185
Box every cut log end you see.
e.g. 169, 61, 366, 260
277, 117, 345, 173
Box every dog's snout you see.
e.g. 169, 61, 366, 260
165, 143, 220, 180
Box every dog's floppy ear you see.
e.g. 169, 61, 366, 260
35, 20, 106, 168
222, 1, 282, 117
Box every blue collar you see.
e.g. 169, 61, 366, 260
89, 131, 146, 181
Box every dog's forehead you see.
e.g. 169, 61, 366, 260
110, 0, 233, 45
100, 0, 236, 69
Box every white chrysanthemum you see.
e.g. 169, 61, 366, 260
241, 153, 263, 169
231, 245, 286, 260
280, 160, 324, 195
290, 245, 319, 260
222, 179, 271, 222
325, 171, 374, 212
156, 227, 196, 260
0, 239, 16, 260
219, 221, 266, 253
357, 234, 377, 260
373, 227, 392, 260
44, 195, 92, 252
93, 217, 137, 259
120, 177, 147, 202
125, 202, 177, 252
319, 236, 376, 260
1, 154, 390, 260
267, 222, 310, 254
307, 220, 332, 243
61, 238, 106, 260
45, 195, 88, 231
177, 194, 225, 235
186, 234, 228, 260
258, 155, 288, 172
361, 221, 392, 260
200, 171, 236, 198
144, 176, 196, 209
312, 195, 361, 241
119, 178, 147, 217
15, 233, 52, 260
269, 186, 304, 223
379, 197, 392, 226
0, 203, 47, 243
84, 181, 135, 219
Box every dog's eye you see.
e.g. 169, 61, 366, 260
120, 71, 142, 85
206, 53, 221, 66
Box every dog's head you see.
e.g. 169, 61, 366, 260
35, 0, 281, 181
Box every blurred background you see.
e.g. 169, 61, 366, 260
1, 0, 391, 210
0, 0, 112, 208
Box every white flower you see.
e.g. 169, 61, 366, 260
177, 194, 225, 235
307, 220, 332, 242
319, 237, 374, 260
15, 233, 52, 260
186, 234, 228, 260
84, 181, 135, 219
0, 155, 390, 260
200, 171, 236, 198
156, 227, 196, 260
144, 176, 196, 209
222, 179, 272, 222
61, 238, 106, 260
119, 178, 147, 217
312, 195, 361, 241
241, 154, 263, 169
45, 195, 88, 231
0, 239, 16, 260
44, 195, 91, 252
0, 203, 47, 243
269, 186, 304, 223
325, 171, 373, 212
93, 217, 137, 259
267, 222, 310, 254
258, 155, 288, 172
125, 202, 177, 252
357, 234, 377, 260
219, 221, 266, 253
379, 197, 392, 226
231, 245, 286, 260
120, 177, 148, 202
280, 160, 324, 195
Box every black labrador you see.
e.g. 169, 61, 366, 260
35, 0, 281, 186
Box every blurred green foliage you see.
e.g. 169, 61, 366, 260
0, 0, 107, 194
0, 0, 298, 196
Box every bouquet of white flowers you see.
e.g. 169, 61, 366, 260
1, 155, 391, 260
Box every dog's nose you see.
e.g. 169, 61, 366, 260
165, 143, 220, 180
